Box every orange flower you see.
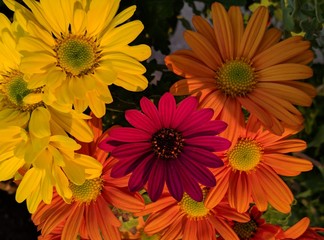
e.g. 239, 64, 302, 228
136, 190, 250, 240
276, 217, 324, 240
166, 2, 315, 135
205, 115, 313, 214
32, 116, 144, 240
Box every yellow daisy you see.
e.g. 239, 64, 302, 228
13, 131, 103, 213
5, 0, 151, 117
0, 13, 93, 143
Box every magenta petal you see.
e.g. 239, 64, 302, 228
108, 127, 151, 142
125, 109, 159, 134
183, 120, 228, 138
178, 154, 216, 187
177, 108, 214, 133
140, 97, 162, 129
98, 138, 114, 152
165, 161, 184, 201
110, 152, 153, 178
179, 170, 203, 202
111, 142, 151, 159
181, 147, 224, 168
158, 92, 176, 128
171, 96, 198, 129
147, 159, 166, 202
185, 136, 231, 152
128, 155, 155, 192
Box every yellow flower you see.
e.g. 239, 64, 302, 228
14, 132, 103, 213
0, 13, 94, 142
5, 0, 151, 117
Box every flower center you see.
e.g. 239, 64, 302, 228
0, 70, 43, 111
216, 59, 256, 97
227, 139, 262, 172
70, 177, 102, 204
179, 191, 209, 218
233, 220, 258, 239
55, 35, 100, 77
151, 128, 184, 160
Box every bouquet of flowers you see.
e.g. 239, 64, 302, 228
0, 0, 323, 239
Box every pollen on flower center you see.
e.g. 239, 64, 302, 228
179, 191, 209, 218
233, 220, 258, 239
70, 177, 102, 204
55, 35, 100, 77
216, 59, 257, 97
227, 138, 263, 172
151, 128, 184, 160
1, 70, 43, 111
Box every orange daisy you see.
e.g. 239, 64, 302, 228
166, 2, 315, 135
136, 190, 250, 240
204, 115, 313, 214
32, 116, 144, 240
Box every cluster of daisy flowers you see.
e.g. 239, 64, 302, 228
0, 0, 323, 239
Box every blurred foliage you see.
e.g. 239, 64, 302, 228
0, 0, 323, 232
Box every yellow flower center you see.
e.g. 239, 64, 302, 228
151, 128, 184, 160
216, 59, 257, 97
55, 35, 100, 77
70, 177, 102, 204
179, 191, 209, 218
0, 70, 43, 111
227, 139, 262, 172
233, 220, 258, 239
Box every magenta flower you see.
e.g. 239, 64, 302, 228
99, 92, 231, 202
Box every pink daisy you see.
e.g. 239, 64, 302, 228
99, 92, 231, 202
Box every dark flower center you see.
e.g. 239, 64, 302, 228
151, 128, 184, 160
233, 220, 258, 239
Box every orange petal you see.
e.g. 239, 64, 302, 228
263, 139, 306, 152
284, 217, 310, 239
170, 78, 216, 96
253, 36, 311, 70
257, 63, 313, 81
161, 213, 185, 240
208, 215, 239, 240
183, 219, 198, 240
262, 154, 313, 174
62, 204, 84, 240
256, 28, 282, 54
192, 15, 218, 51
256, 165, 293, 213
250, 171, 268, 211
135, 195, 175, 216
198, 89, 227, 118
238, 6, 268, 59
237, 96, 273, 129
211, 2, 234, 60
205, 167, 230, 209
165, 54, 215, 78
257, 82, 314, 106
228, 171, 251, 213
218, 97, 244, 144
228, 6, 244, 57
144, 204, 180, 234
248, 90, 303, 126
284, 81, 317, 98
184, 30, 223, 70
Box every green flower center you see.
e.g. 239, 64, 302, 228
179, 191, 209, 218
233, 220, 258, 239
227, 139, 263, 172
1, 70, 43, 111
55, 35, 100, 77
70, 177, 102, 204
216, 59, 256, 97
151, 128, 184, 160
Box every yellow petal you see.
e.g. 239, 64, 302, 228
29, 107, 51, 138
